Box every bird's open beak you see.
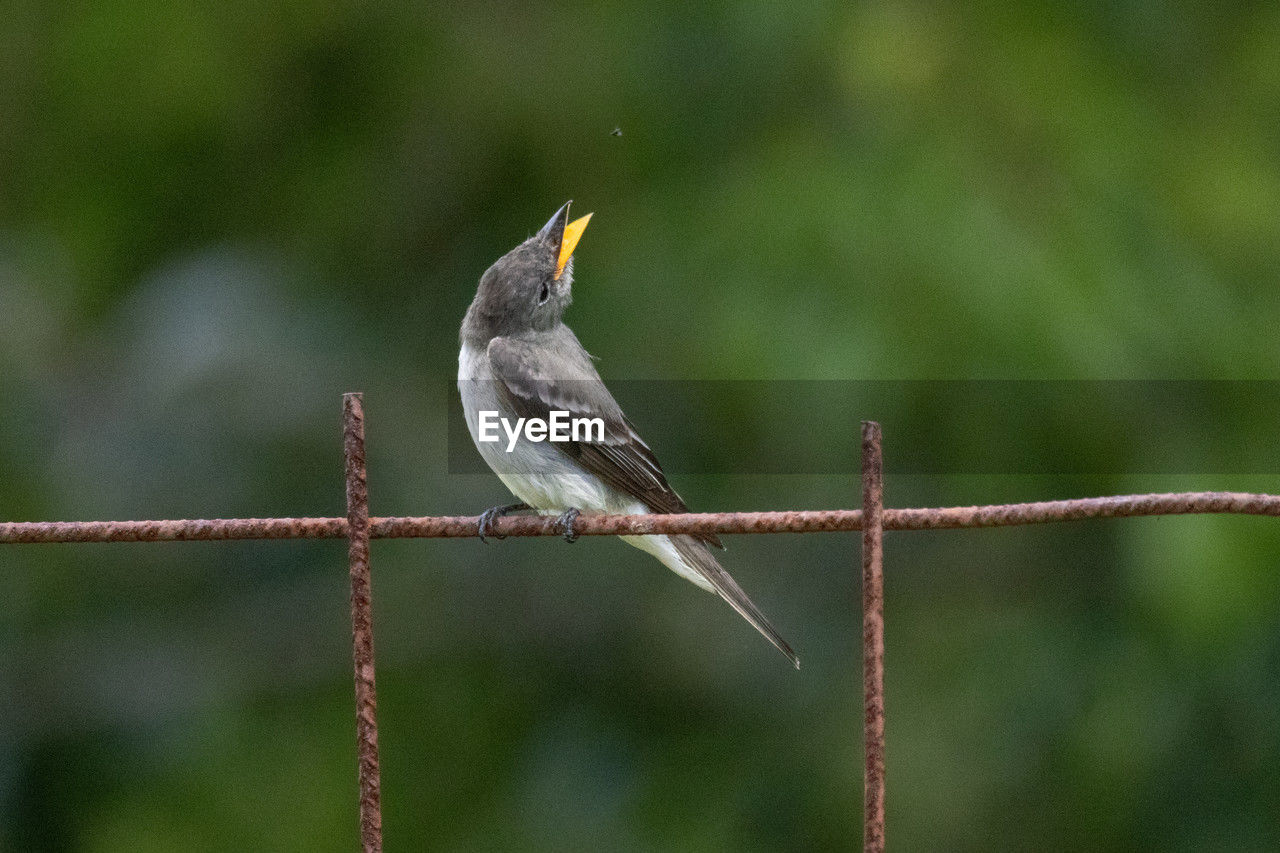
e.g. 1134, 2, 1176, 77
557, 213, 592, 278
540, 202, 592, 280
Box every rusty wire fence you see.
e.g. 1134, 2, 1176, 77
4, 392, 1280, 853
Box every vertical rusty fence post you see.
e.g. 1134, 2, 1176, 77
344, 393, 383, 853
861, 421, 886, 852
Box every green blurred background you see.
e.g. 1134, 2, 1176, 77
3, 1, 1280, 849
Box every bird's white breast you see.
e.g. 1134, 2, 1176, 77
457, 341, 626, 513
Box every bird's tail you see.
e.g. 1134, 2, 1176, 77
669, 535, 800, 669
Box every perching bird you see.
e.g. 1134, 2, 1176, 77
458, 202, 799, 667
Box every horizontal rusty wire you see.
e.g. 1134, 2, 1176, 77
2, 491, 1279, 545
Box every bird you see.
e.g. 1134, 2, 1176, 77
457, 202, 799, 668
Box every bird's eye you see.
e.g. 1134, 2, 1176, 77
538, 282, 550, 304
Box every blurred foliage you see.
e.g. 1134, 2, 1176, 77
3, 0, 1280, 849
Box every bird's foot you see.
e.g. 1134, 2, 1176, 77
556, 507, 582, 543
477, 502, 530, 543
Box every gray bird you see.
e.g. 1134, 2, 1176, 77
458, 202, 799, 668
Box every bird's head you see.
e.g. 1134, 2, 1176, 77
462, 202, 592, 343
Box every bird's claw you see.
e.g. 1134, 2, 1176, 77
556, 507, 582, 543
477, 508, 505, 542
477, 502, 530, 543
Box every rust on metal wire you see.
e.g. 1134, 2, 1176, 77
0, 517, 348, 543
883, 492, 1280, 529
4, 492, 1280, 545
343, 393, 382, 853
860, 422, 886, 853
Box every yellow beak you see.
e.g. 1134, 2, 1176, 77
555, 213, 592, 279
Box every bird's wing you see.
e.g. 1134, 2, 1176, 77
486, 335, 723, 549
